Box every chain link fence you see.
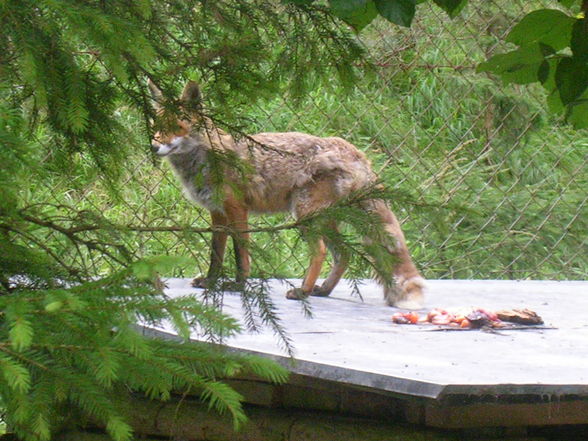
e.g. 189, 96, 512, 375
44, 0, 587, 282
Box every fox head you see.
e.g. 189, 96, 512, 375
148, 80, 203, 157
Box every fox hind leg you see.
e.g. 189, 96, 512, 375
310, 222, 349, 297
286, 235, 327, 300
286, 181, 337, 300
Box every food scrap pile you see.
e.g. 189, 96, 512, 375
392, 308, 543, 329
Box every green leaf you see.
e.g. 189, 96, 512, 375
540, 57, 564, 111
506, 9, 575, 51
0, 353, 31, 393
374, 0, 416, 27
5, 302, 34, 350
241, 354, 290, 384
568, 89, 588, 129
571, 18, 588, 61
45, 301, 63, 312
31, 411, 51, 441
478, 44, 549, 84
544, 55, 588, 126
433, 0, 467, 18
555, 56, 588, 105
9, 316, 34, 351
92, 347, 121, 386
106, 415, 133, 441
200, 380, 247, 430
166, 306, 191, 340
329, 0, 378, 31
558, 0, 578, 8
133, 0, 153, 19
538, 60, 550, 84
547, 86, 566, 114
113, 325, 153, 359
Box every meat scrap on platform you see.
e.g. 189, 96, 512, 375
392, 308, 544, 329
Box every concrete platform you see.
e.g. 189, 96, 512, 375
149, 278, 588, 398
143, 278, 588, 429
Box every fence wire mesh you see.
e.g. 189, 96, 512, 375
44, 0, 587, 282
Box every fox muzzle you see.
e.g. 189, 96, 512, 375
151, 142, 174, 156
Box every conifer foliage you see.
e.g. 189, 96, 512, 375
2, 0, 584, 439
0, 1, 364, 439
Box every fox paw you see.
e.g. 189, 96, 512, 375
192, 277, 245, 292
286, 288, 309, 300
190, 277, 208, 289
191, 277, 209, 289
221, 280, 245, 292
310, 285, 331, 297
153, 276, 168, 292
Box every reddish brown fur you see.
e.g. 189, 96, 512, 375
149, 81, 425, 308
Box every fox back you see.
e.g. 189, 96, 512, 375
149, 84, 377, 215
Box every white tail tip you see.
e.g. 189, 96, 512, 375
385, 276, 426, 309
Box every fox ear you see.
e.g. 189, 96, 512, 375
147, 79, 164, 111
180, 81, 202, 111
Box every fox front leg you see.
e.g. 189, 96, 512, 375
226, 202, 251, 288
192, 211, 228, 289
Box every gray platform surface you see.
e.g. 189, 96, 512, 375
148, 278, 588, 399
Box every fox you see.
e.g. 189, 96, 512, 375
148, 80, 425, 309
